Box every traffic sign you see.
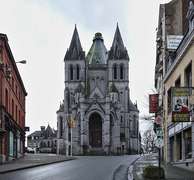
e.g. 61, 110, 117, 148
156, 127, 163, 137
155, 115, 163, 125
155, 138, 163, 148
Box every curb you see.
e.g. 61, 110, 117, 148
128, 155, 141, 180
0, 157, 76, 174
112, 155, 141, 180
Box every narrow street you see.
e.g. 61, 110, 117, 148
0, 155, 138, 180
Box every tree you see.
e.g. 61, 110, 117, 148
142, 129, 157, 153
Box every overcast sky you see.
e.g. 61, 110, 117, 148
0, 0, 171, 135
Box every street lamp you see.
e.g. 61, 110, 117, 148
0, 60, 27, 79
16, 60, 27, 64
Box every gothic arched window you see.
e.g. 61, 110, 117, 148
76, 64, 80, 80
70, 65, 73, 80
113, 64, 117, 80
120, 64, 124, 80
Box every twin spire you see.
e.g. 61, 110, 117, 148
64, 25, 85, 60
64, 24, 129, 61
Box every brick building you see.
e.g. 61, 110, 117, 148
0, 33, 27, 163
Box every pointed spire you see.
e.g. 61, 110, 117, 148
64, 25, 85, 60
109, 24, 129, 60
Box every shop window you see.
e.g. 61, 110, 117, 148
184, 129, 192, 159
185, 62, 192, 87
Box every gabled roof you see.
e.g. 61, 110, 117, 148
64, 25, 85, 60
108, 24, 129, 60
75, 83, 85, 94
86, 32, 108, 65
28, 130, 42, 137
109, 83, 119, 93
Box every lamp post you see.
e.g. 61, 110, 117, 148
16, 60, 27, 64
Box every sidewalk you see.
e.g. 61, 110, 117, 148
0, 153, 76, 174
132, 153, 194, 180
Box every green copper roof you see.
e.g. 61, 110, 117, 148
86, 33, 108, 65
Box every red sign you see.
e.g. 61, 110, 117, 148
155, 115, 163, 125
149, 94, 159, 113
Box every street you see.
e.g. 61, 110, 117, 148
0, 155, 138, 180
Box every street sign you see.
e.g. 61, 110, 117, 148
155, 138, 163, 148
156, 128, 163, 137
155, 115, 163, 125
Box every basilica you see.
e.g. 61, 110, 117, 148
56, 25, 140, 155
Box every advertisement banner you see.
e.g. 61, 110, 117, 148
172, 87, 190, 122
149, 94, 159, 113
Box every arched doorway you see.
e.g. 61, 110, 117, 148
89, 113, 102, 147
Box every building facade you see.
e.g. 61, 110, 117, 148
155, 0, 194, 169
57, 26, 140, 155
0, 33, 27, 163
27, 125, 57, 153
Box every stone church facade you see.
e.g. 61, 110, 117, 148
57, 25, 140, 155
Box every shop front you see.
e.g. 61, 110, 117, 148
168, 123, 192, 163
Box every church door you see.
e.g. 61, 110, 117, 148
89, 113, 102, 147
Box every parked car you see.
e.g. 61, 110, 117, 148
26, 147, 36, 153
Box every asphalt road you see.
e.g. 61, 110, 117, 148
0, 155, 139, 180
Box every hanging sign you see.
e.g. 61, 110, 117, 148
172, 87, 190, 122
149, 94, 159, 113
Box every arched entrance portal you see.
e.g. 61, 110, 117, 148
89, 113, 102, 147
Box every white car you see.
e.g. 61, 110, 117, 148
27, 147, 36, 153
